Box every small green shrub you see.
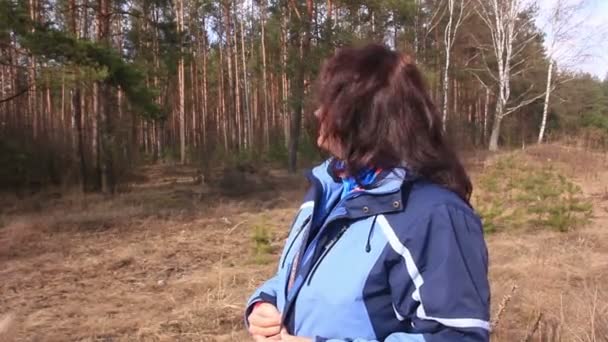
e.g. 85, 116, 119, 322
473, 154, 593, 233
252, 225, 273, 264
266, 141, 289, 166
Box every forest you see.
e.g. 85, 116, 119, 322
1, 0, 607, 194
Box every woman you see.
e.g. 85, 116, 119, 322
245, 44, 490, 342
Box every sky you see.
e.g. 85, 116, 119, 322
536, 0, 608, 79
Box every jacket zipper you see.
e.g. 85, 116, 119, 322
281, 215, 311, 269
306, 224, 349, 286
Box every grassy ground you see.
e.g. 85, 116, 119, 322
1, 144, 607, 341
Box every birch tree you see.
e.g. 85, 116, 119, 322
537, 0, 593, 143
476, 0, 545, 151
442, 0, 468, 131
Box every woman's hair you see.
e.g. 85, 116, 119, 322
314, 43, 472, 201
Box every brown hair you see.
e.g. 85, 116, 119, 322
313, 43, 472, 201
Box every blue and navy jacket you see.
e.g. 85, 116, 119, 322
246, 160, 490, 341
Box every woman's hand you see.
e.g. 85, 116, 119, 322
248, 302, 282, 341
279, 329, 313, 342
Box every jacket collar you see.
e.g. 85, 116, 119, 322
306, 159, 417, 220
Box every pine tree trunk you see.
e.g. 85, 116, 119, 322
61, 71, 66, 131
29, 0, 38, 140
153, 11, 162, 160
92, 82, 100, 189
250, 2, 257, 148
45, 80, 52, 139
288, 0, 313, 173
219, 13, 228, 151
240, 15, 251, 150
261, 0, 269, 149
202, 17, 208, 147
224, 2, 236, 149
97, 0, 114, 193
281, 9, 289, 148
270, 73, 276, 132
232, 4, 242, 150
143, 120, 149, 155
176, 0, 186, 163
0, 68, 5, 129
191, 57, 197, 148
99, 83, 114, 193
156, 121, 163, 161
72, 87, 87, 191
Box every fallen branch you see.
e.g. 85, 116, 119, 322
522, 311, 543, 342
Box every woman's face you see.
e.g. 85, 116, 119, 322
315, 108, 343, 158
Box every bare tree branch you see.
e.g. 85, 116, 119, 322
289, 0, 302, 20
424, 1, 448, 41
0, 84, 32, 104
503, 90, 546, 117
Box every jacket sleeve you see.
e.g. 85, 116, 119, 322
244, 274, 281, 325
386, 203, 491, 342
244, 193, 314, 326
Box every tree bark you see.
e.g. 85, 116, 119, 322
29, 0, 38, 140
191, 55, 197, 148
92, 82, 100, 189
72, 88, 87, 191
176, 0, 186, 163
232, 2, 242, 150
97, 0, 114, 193
281, 7, 289, 148
538, 58, 554, 143
260, 0, 270, 150
45, 79, 52, 139
489, 98, 503, 151
240, 12, 251, 150
287, 0, 313, 173
442, 0, 466, 131
61, 71, 66, 130
201, 15, 208, 147
218, 11, 228, 150
224, 1, 236, 149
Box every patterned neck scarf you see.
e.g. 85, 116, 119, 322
334, 160, 382, 199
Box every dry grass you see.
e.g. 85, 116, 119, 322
1, 146, 607, 341
486, 144, 608, 342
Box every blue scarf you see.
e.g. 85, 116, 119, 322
334, 161, 381, 199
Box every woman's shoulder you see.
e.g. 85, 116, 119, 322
411, 179, 469, 205
400, 180, 480, 225
382, 181, 484, 245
